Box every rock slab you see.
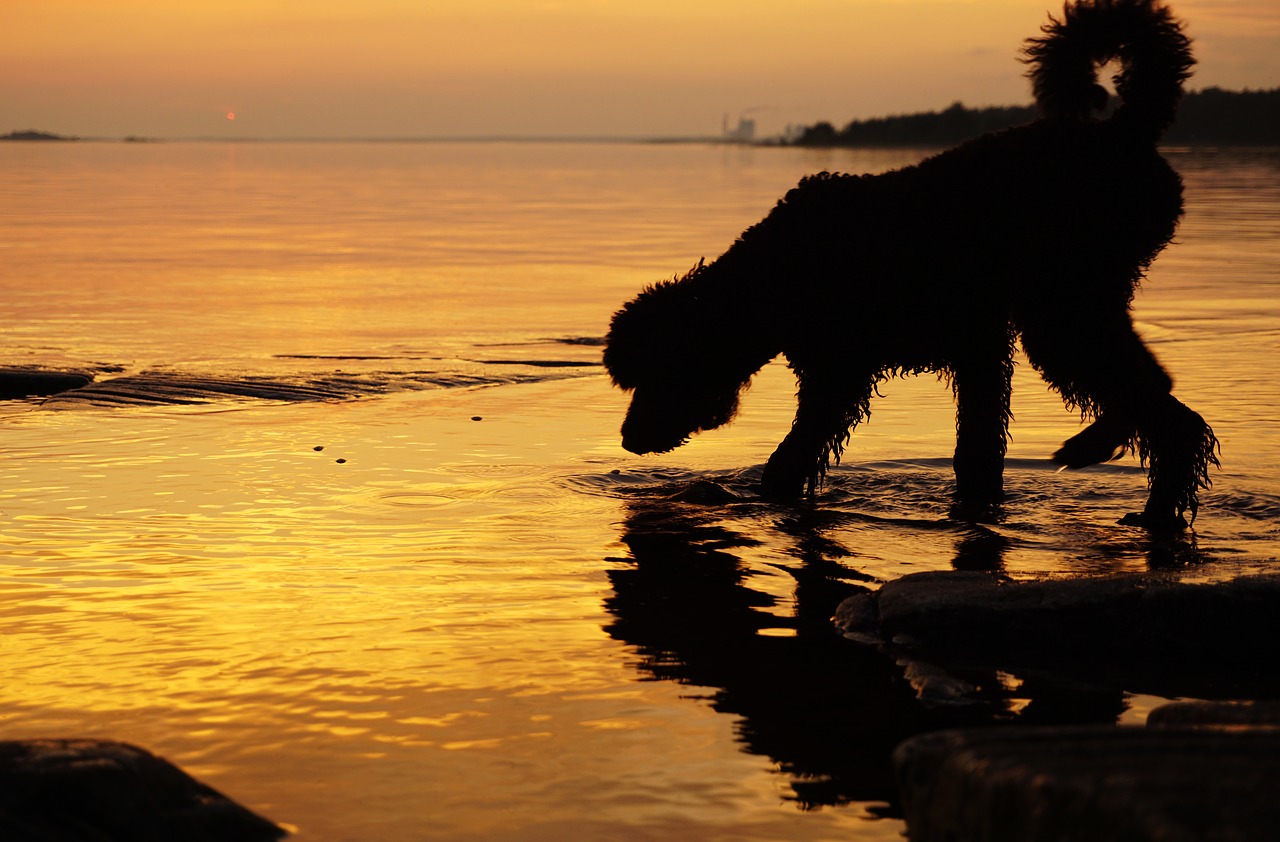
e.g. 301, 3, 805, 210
834, 569, 1280, 698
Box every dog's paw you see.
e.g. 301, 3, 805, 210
759, 465, 808, 500
1053, 415, 1133, 469
948, 499, 1003, 524
759, 476, 806, 500
1118, 510, 1188, 532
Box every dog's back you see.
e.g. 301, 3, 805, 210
734, 0, 1193, 321
724, 121, 1181, 340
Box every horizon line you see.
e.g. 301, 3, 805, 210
4, 132, 753, 145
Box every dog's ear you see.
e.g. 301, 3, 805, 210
603, 279, 696, 389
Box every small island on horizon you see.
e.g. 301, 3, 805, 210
0, 129, 80, 142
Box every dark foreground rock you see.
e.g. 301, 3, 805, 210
894, 724, 1280, 842
872, 575, 1280, 842
835, 569, 1280, 699
0, 739, 285, 841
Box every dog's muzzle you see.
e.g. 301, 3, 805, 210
619, 392, 692, 455
620, 426, 687, 455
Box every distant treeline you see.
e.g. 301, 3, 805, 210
792, 87, 1280, 147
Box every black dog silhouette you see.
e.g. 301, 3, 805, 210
604, 0, 1218, 530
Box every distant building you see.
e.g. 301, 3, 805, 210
722, 114, 756, 143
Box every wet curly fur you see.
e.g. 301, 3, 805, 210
604, 0, 1218, 530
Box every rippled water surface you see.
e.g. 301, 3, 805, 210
1, 141, 1278, 839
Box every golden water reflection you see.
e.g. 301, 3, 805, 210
2, 142, 1278, 839
0, 378, 903, 839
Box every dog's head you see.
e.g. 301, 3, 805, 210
603, 277, 752, 455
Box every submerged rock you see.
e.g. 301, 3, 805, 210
893, 725, 1280, 842
0, 739, 285, 841
665, 479, 743, 504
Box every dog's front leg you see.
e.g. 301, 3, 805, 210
1120, 393, 1220, 531
951, 348, 1015, 507
761, 369, 872, 498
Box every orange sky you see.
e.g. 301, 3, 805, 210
3, 0, 1277, 138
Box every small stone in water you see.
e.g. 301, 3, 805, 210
471, 416, 483, 421
335, 458, 347, 464
313, 446, 324, 452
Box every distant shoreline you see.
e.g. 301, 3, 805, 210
789, 87, 1280, 148
5, 86, 1278, 147
0, 132, 730, 145
6, 133, 1276, 148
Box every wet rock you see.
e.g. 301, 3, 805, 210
40, 373, 358, 406
665, 480, 742, 504
34, 368, 583, 408
900, 661, 981, 708
834, 570, 1280, 698
893, 726, 1280, 842
0, 368, 94, 400
832, 590, 879, 644
0, 739, 285, 840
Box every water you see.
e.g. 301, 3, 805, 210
1, 140, 1278, 840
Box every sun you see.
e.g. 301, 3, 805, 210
226, 111, 236, 121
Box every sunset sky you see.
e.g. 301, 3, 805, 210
4, 0, 1278, 139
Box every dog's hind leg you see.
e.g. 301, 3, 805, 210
1020, 309, 1218, 529
950, 328, 1017, 508
761, 365, 875, 498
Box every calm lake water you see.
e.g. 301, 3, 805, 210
1, 140, 1278, 840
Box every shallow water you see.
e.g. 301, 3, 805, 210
1, 140, 1278, 839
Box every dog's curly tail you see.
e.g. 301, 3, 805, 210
1023, 0, 1194, 140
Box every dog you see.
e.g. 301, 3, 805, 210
604, 0, 1218, 530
